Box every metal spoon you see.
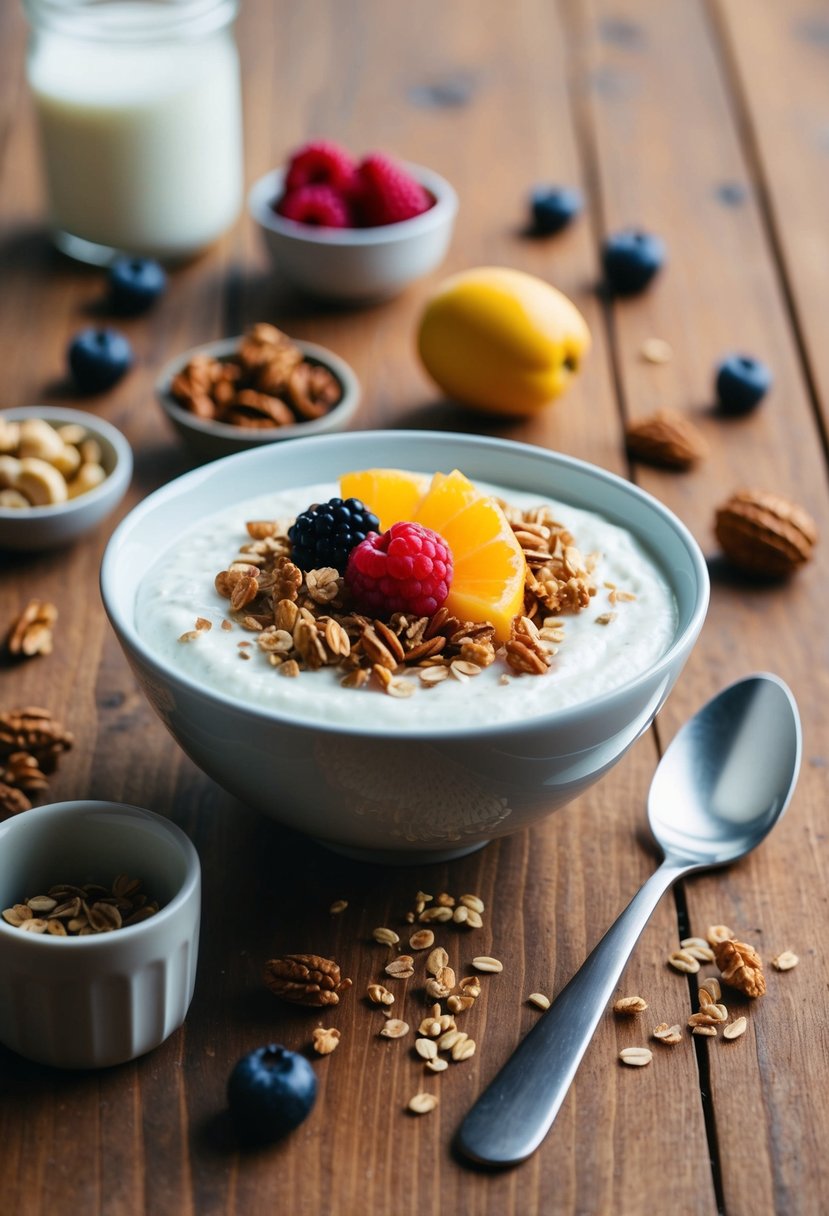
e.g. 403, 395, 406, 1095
456, 673, 801, 1167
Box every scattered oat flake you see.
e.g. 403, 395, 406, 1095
528, 993, 551, 1011
221, 619, 233, 631
408, 1093, 438, 1115
619, 1047, 652, 1067
596, 612, 617, 625
723, 1017, 747, 1040
613, 995, 648, 1014
195, 617, 212, 631
329, 899, 348, 915
640, 337, 673, 364
177, 630, 200, 643
771, 950, 799, 971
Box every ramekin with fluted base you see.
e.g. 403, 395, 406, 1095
0, 800, 200, 1069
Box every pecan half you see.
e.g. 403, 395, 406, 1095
6, 600, 58, 658
263, 953, 352, 1007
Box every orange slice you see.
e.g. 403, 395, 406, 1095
413, 470, 526, 642
339, 468, 430, 532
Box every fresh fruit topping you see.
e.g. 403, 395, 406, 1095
715, 354, 772, 415
412, 469, 526, 642
227, 1044, 317, 1143
602, 229, 666, 295
276, 184, 351, 228
288, 497, 380, 574
67, 327, 133, 394
417, 266, 591, 416
284, 139, 357, 194
355, 153, 432, 226
345, 521, 453, 617
339, 468, 430, 531
107, 256, 167, 315
529, 185, 583, 235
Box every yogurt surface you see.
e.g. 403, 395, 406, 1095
135, 478, 678, 732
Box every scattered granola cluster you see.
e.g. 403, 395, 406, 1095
615, 922, 799, 1066
0, 706, 73, 819
187, 499, 604, 696
1, 874, 159, 935
169, 323, 342, 430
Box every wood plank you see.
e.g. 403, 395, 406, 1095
572, 1, 829, 1212
713, 0, 829, 435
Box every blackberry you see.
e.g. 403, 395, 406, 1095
288, 497, 379, 573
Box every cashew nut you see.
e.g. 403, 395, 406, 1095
67, 462, 106, 499
0, 488, 30, 509
51, 443, 82, 479
17, 418, 66, 462
0, 455, 22, 489
0, 419, 21, 454
16, 457, 68, 506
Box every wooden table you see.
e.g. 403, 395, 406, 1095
2, 2, 828, 1213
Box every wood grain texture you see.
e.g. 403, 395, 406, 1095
1, 1, 827, 1214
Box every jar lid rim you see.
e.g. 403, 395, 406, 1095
22, 0, 238, 41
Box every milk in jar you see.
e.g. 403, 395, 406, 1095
23, 0, 243, 263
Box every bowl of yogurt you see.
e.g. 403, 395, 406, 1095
100, 431, 709, 863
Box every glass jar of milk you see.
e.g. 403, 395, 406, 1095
22, 0, 244, 264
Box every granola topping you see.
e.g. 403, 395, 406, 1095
137, 479, 677, 729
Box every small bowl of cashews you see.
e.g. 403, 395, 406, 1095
0, 406, 133, 551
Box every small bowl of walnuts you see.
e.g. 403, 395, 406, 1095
155, 323, 361, 462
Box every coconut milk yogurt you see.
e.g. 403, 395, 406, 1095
135, 478, 678, 732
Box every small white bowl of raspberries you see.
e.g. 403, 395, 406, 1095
248, 140, 458, 303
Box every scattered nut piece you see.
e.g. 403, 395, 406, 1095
700, 977, 722, 1002
715, 489, 817, 577
367, 983, 395, 1007
329, 899, 348, 915
415, 1038, 438, 1061
706, 925, 734, 946
459, 894, 485, 913
613, 995, 648, 1015
528, 992, 551, 1011
312, 1027, 341, 1056
771, 950, 799, 971
426, 946, 449, 976
619, 1047, 653, 1067
625, 408, 709, 469
713, 938, 766, 998
692, 1025, 717, 1037
653, 1023, 682, 1045
385, 954, 415, 979
379, 1019, 409, 1039
680, 937, 716, 962
409, 929, 435, 951
452, 1037, 476, 1061
668, 949, 700, 974
722, 1017, 748, 1041
372, 927, 400, 946
472, 956, 503, 973
6, 600, 58, 659
407, 1093, 438, 1115
425, 1057, 449, 1072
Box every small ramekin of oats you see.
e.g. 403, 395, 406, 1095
0, 799, 200, 1069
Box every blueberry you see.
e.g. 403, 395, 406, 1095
602, 229, 666, 295
529, 185, 583, 235
715, 354, 772, 415
108, 256, 167, 315
227, 1044, 317, 1143
289, 497, 380, 573
68, 327, 133, 394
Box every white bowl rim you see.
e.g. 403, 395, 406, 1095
0, 799, 201, 948
248, 161, 459, 247
101, 430, 710, 742
155, 336, 360, 445
0, 405, 133, 520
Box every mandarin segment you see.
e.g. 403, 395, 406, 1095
339, 468, 430, 532
413, 469, 526, 642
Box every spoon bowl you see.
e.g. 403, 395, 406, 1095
648, 673, 801, 867
457, 673, 801, 1167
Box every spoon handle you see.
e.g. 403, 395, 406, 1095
456, 857, 690, 1167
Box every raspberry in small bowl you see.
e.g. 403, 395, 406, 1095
248, 141, 458, 303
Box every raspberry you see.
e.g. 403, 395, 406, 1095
355, 154, 433, 227
288, 498, 380, 574
284, 140, 357, 194
345, 522, 453, 617
276, 184, 351, 228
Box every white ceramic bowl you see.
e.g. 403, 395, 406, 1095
156, 336, 361, 462
101, 431, 709, 864
0, 406, 132, 551
248, 163, 458, 302
0, 800, 200, 1069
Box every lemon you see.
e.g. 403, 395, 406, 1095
417, 266, 590, 416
